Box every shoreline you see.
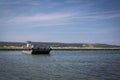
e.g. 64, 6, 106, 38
0, 47, 120, 51
51, 47, 120, 51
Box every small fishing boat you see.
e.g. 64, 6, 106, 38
22, 41, 51, 54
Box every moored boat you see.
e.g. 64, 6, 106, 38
22, 49, 51, 54
22, 41, 51, 54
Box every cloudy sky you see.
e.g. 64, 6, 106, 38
0, 0, 120, 45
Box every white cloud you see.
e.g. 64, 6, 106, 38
4, 12, 75, 23
0, 9, 120, 27
74, 10, 120, 20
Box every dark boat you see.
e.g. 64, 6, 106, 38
22, 41, 51, 54
22, 48, 51, 54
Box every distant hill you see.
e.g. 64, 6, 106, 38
0, 41, 120, 48
0, 42, 25, 46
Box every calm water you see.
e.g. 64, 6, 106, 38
0, 51, 120, 80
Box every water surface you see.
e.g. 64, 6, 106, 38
0, 51, 120, 80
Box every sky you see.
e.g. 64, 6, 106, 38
0, 0, 120, 45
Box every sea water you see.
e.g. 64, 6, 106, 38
0, 50, 120, 80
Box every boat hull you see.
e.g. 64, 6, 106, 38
22, 49, 50, 54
